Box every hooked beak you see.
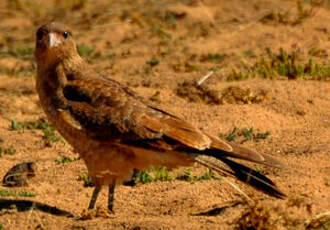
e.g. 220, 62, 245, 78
47, 32, 61, 48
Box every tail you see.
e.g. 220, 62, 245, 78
193, 136, 286, 198
195, 156, 285, 198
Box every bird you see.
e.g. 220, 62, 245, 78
34, 22, 285, 214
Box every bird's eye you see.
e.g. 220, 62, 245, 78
36, 29, 44, 41
63, 31, 69, 39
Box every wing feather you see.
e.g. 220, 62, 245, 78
63, 79, 211, 150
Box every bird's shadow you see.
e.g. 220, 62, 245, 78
0, 199, 74, 218
191, 200, 245, 216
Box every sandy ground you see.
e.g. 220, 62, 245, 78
0, 0, 329, 229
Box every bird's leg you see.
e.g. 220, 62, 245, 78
108, 180, 116, 213
88, 186, 101, 210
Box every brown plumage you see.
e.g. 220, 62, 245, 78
35, 22, 285, 213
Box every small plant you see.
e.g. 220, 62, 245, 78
176, 168, 197, 182
76, 44, 101, 62
77, 44, 95, 57
241, 127, 254, 140
199, 169, 219, 181
11, 119, 48, 131
200, 53, 226, 63
210, 66, 221, 72
176, 168, 219, 182
78, 173, 94, 187
227, 70, 249, 81
260, 1, 319, 26
227, 48, 330, 81
0, 189, 37, 197
42, 125, 63, 146
0, 146, 16, 157
219, 127, 271, 143
55, 155, 80, 164
10, 119, 63, 146
172, 62, 202, 72
219, 127, 239, 142
154, 167, 173, 182
147, 57, 160, 67
133, 170, 153, 184
0, 44, 35, 60
131, 167, 174, 184
255, 131, 271, 141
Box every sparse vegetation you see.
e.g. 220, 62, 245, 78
200, 53, 226, 63
0, 138, 16, 157
78, 173, 94, 187
228, 48, 330, 81
131, 167, 219, 184
0, 146, 16, 157
132, 167, 173, 184
172, 61, 202, 73
0, 44, 35, 61
0, 189, 36, 197
0, 65, 35, 77
55, 155, 80, 164
176, 82, 268, 105
133, 170, 153, 184
0, 0, 329, 228
260, 1, 321, 26
176, 168, 219, 182
76, 44, 102, 62
147, 57, 160, 67
10, 119, 63, 146
219, 127, 271, 143
11, 119, 46, 131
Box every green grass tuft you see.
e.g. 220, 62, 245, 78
133, 170, 153, 184
176, 168, 219, 182
0, 44, 35, 61
11, 119, 63, 146
78, 173, 94, 187
154, 166, 173, 182
147, 57, 160, 67
228, 48, 330, 81
55, 155, 80, 164
0, 189, 37, 197
219, 127, 271, 143
0, 146, 16, 157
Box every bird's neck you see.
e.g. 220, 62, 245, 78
37, 55, 85, 85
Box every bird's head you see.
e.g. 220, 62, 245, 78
35, 22, 78, 67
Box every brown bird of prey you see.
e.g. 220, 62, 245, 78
35, 22, 285, 214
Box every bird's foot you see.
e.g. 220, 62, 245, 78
97, 206, 115, 218
79, 207, 114, 220
79, 209, 96, 220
